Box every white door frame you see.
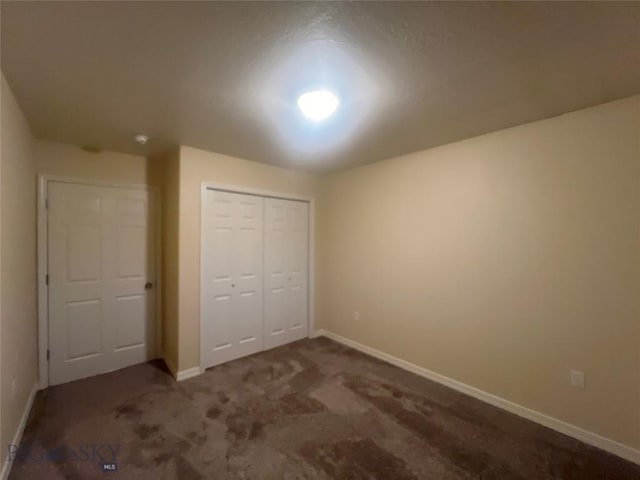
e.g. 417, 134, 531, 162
200, 182, 315, 374
37, 175, 162, 389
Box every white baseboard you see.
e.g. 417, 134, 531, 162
176, 366, 202, 382
1, 383, 38, 480
162, 355, 202, 382
314, 329, 640, 465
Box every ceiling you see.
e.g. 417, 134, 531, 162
2, 2, 639, 172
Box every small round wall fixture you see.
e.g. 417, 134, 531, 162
297, 90, 339, 122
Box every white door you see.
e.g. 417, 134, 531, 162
48, 182, 156, 385
201, 190, 264, 368
264, 198, 309, 350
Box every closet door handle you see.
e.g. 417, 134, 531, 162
144, 282, 154, 290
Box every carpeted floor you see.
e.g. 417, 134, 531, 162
9, 337, 640, 479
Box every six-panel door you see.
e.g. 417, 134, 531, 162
48, 182, 156, 385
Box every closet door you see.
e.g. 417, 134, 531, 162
202, 190, 264, 368
264, 199, 309, 350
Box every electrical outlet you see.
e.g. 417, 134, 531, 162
353, 311, 360, 321
570, 370, 585, 389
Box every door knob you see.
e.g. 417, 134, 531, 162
144, 282, 154, 290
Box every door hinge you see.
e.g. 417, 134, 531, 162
46, 350, 50, 361
46, 274, 49, 285
45, 198, 49, 209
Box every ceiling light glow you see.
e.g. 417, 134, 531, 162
134, 134, 149, 145
297, 90, 339, 121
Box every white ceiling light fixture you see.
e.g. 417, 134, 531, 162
134, 134, 149, 145
297, 90, 339, 122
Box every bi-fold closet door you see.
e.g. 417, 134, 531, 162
201, 189, 309, 369
263, 198, 309, 350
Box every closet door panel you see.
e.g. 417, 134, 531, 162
286, 201, 309, 341
202, 190, 235, 364
202, 190, 264, 368
264, 199, 309, 349
232, 194, 264, 358
264, 199, 288, 349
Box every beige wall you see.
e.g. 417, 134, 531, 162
318, 95, 640, 449
34, 139, 161, 186
176, 146, 319, 370
160, 149, 180, 373
0, 74, 38, 465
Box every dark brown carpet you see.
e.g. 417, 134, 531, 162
9, 337, 640, 479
